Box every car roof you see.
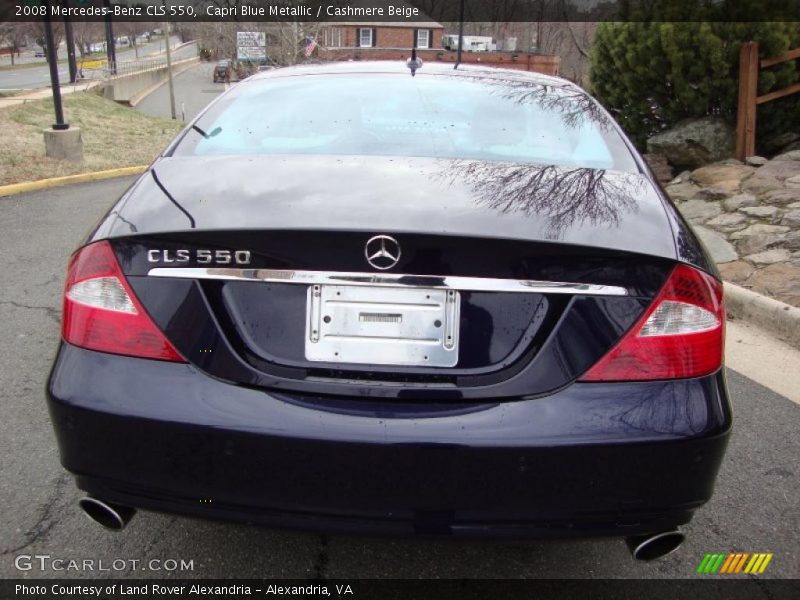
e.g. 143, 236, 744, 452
246, 60, 580, 91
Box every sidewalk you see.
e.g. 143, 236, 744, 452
0, 80, 100, 109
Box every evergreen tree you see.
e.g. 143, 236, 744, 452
590, 9, 800, 151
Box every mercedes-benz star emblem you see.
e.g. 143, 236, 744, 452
365, 235, 401, 270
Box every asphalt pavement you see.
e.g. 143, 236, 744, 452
0, 63, 72, 92
0, 177, 798, 581
134, 62, 227, 122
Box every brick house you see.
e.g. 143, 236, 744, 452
319, 22, 445, 52
317, 22, 560, 76
315, 19, 559, 77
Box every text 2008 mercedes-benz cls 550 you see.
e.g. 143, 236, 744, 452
47, 61, 730, 560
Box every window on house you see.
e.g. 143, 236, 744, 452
324, 28, 342, 48
358, 28, 373, 48
416, 30, 430, 49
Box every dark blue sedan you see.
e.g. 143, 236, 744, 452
47, 61, 730, 562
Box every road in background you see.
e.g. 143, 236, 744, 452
0, 37, 194, 91
135, 62, 227, 122
0, 177, 798, 580
0, 36, 180, 67
0, 64, 72, 92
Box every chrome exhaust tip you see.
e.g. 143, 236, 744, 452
78, 497, 135, 531
626, 529, 685, 561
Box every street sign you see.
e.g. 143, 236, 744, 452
237, 31, 267, 61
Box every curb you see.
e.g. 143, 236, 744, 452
725, 282, 800, 350
0, 166, 147, 198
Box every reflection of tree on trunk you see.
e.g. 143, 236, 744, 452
439, 161, 641, 239
616, 380, 708, 437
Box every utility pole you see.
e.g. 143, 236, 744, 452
103, 0, 116, 74
164, 19, 176, 119
42, 0, 83, 162
455, 0, 465, 69
63, 0, 77, 83
43, 7, 67, 130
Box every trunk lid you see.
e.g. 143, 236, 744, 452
102, 155, 676, 400
95, 155, 675, 260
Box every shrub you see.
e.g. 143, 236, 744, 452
590, 7, 800, 151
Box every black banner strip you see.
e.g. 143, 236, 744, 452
3, 0, 800, 23
3, 579, 800, 600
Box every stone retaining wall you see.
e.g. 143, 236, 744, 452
665, 151, 800, 307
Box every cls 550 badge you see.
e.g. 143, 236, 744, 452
147, 249, 251, 265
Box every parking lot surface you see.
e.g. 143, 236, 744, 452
134, 62, 225, 122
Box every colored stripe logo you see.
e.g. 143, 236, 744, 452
697, 553, 773, 574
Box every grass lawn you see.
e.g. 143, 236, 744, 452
0, 92, 183, 186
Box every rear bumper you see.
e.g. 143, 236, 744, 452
47, 343, 732, 538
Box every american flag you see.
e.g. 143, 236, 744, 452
303, 37, 317, 58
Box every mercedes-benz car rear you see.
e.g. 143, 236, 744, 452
47, 62, 730, 560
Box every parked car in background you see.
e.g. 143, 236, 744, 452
213, 60, 232, 83
48, 62, 730, 562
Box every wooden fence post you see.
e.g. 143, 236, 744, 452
735, 41, 759, 161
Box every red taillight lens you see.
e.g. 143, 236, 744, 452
62, 241, 184, 362
579, 264, 724, 382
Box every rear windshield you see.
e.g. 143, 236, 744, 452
175, 72, 638, 172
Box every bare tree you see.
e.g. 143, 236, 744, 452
72, 22, 104, 59
272, 22, 328, 66
116, 21, 152, 59
187, 19, 327, 67
25, 21, 64, 63
0, 23, 28, 66
559, 22, 596, 86
185, 21, 239, 61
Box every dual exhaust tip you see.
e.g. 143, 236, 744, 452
78, 497, 135, 531
626, 529, 685, 561
78, 497, 685, 560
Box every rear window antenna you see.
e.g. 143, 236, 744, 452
407, 47, 423, 76
454, 0, 465, 69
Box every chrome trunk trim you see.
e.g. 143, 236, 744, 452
147, 267, 628, 296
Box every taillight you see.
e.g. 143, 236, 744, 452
579, 264, 724, 382
62, 241, 184, 362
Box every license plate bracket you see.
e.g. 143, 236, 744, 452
305, 285, 460, 367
